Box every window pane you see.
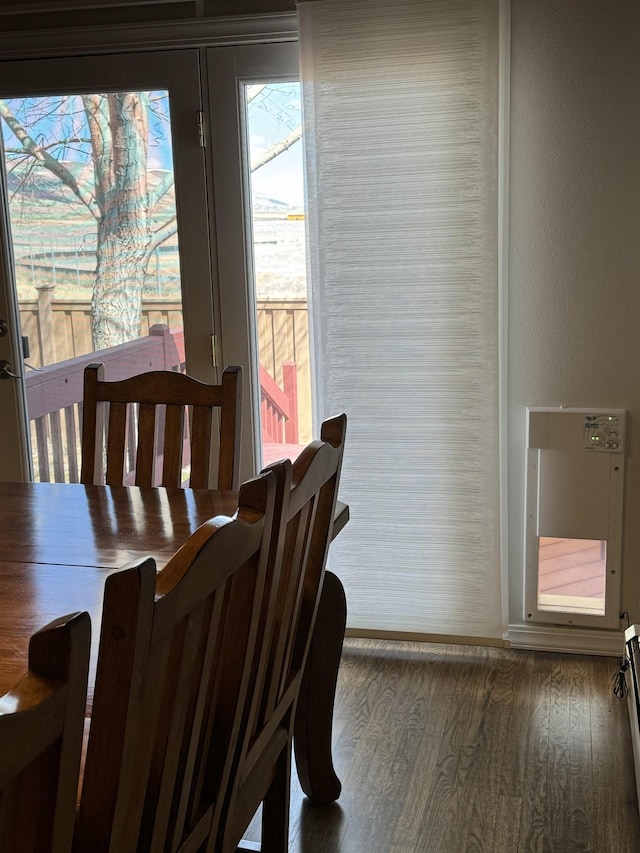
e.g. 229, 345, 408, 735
244, 82, 311, 468
0, 90, 186, 482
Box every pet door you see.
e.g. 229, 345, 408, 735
524, 408, 625, 629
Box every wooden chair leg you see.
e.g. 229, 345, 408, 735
261, 743, 292, 853
294, 571, 346, 805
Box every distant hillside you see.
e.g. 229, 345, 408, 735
6, 160, 306, 300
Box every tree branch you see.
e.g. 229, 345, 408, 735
149, 217, 177, 253
247, 84, 267, 104
0, 99, 100, 219
251, 125, 302, 172
82, 94, 112, 213
148, 170, 174, 210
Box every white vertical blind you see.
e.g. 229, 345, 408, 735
299, 0, 502, 638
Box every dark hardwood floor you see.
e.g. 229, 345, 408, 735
260, 639, 640, 852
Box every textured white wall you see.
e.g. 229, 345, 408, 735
508, 1, 640, 636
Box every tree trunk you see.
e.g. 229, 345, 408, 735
90, 93, 152, 350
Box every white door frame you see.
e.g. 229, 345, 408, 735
0, 159, 29, 480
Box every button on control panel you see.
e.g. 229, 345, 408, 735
583, 413, 624, 452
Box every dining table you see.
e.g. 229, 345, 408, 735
0, 480, 348, 806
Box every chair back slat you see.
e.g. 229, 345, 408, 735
145, 611, 206, 851
81, 364, 242, 490
0, 612, 90, 853
75, 468, 277, 853
162, 404, 186, 487
189, 405, 214, 490
105, 400, 128, 485
218, 367, 243, 492
274, 499, 316, 706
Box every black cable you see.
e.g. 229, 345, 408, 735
614, 654, 630, 701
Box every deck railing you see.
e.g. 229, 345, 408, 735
259, 363, 298, 444
25, 324, 297, 483
19, 290, 311, 442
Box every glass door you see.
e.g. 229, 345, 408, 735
207, 43, 311, 480
0, 50, 214, 482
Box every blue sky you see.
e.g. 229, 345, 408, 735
246, 82, 304, 209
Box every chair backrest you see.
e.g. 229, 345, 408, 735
0, 612, 90, 853
74, 467, 277, 853
80, 363, 242, 490
219, 413, 347, 852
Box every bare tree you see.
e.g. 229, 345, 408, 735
1, 93, 175, 349
1, 84, 302, 351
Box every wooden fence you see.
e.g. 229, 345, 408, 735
18, 288, 312, 442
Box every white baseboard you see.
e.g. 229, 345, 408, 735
345, 627, 508, 648
509, 622, 624, 656
344, 625, 624, 657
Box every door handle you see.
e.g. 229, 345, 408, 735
0, 360, 21, 380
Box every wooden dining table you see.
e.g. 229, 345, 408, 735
0, 480, 348, 806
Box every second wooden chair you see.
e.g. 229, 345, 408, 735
80, 363, 242, 490
219, 413, 347, 853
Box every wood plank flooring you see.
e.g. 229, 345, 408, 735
249, 639, 640, 852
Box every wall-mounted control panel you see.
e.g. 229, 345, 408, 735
582, 413, 624, 452
527, 407, 626, 455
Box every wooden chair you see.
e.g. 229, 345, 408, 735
218, 413, 347, 853
0, 611, 90, 853
74, 467, 278, 853
80, 363, 242, 490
